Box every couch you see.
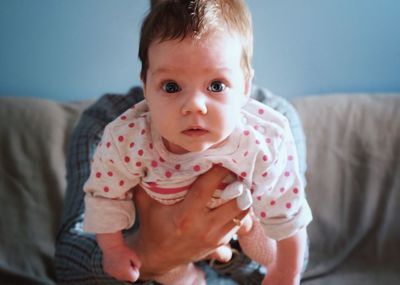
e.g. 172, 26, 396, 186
0, 91, 399, 285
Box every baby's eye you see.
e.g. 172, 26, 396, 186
208, 81, 226, 93
162, 81, 181, 93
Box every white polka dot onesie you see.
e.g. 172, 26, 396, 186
83, 99, 312, 241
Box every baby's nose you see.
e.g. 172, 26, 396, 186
181, 92, 208, 115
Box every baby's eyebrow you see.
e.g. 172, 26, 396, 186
152, 67, 232, 77
152, 67, 172, 74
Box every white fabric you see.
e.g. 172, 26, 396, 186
83, 98, 312, 240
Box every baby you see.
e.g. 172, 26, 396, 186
83, 1, 312, 284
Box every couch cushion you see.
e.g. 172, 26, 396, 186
0, 97, 87, 284
292, 94, 400, 284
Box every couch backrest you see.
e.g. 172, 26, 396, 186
0, 97, 88, 284
293, 94, 400, 277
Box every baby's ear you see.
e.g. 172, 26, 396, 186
243, 68, 254, 103
141, 80, 147, 98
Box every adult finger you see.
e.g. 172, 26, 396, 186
208, 197, 248, 229
185, 166, 231, 209
211, 208, 251, 245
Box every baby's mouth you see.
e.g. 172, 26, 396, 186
182, 127, 209, 137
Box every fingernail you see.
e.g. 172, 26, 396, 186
221, 182, 243, 200
237, 189, 253, 210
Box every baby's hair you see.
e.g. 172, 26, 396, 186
139, 0, 253, 82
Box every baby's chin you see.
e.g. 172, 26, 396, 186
183, 139, 229, 153
164, 137, 229, 154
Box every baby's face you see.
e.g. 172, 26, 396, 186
143, 30, 251, 154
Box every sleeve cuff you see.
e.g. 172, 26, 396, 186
260, 201, 313, 241
83, 194, 135, 233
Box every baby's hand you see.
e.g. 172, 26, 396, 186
101, 242, 141, 282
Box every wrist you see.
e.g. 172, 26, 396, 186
126, 232, 169, 280
96, 231, 126, 253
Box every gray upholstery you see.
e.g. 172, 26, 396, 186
0, 93, 399, 284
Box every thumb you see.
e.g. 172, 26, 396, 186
127, 260, 140, 282
128, 267, 140, 282
207, 245, 233, 263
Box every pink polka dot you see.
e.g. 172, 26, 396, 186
232, 159, 237, 164
293, 187, 299, 194
262, 154, 268, 161
129, 142, 135, 148
151, 160, 158, 168
129, 123, 135, 128
175, 164, 181, 170
243, 151, 249, 157
266, 138, 271, 144
286, 202, 292, 209
119, 180, 125, 186
124, 156, 130, 163
255, 139, 260, 144
243, 130, 250, 136
288, 155, 294, 161
106, 142, 111, 148
159, 157, 165, 163
103, 186, 109, 192
138, 149, 144, 156
149, 143, 153, 149
262, 171, 268, 177
141, 129, 146, 135
284, 171, 290, 177
109, 159, 114, 164
118, 136, 124, 142
95, 172, 101, 178
258, 108, 265, 115
270, 200, 276, 206
280, 187, 285, 193
193, 165, 201, 172
120, 115, 127, 120
257, 196, 262, 201
136, 161, 142, 167
260, 212, 267, 218
240, 171, 247, 178
254, 125, 259, 130
107, 171, 113, 177
165, 171, 172, 178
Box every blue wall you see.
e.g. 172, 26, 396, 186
1, 0, 399, 101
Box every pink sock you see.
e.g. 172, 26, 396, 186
238, 218, 276, 266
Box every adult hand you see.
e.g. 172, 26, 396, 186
126, 166, 249, 280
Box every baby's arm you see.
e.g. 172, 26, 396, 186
97, 231, 141, 282
262, 228, 307, 285
84, 123, 143, 281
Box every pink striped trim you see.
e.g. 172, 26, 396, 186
145, 182, 229, 195
147, 184, 190, 194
